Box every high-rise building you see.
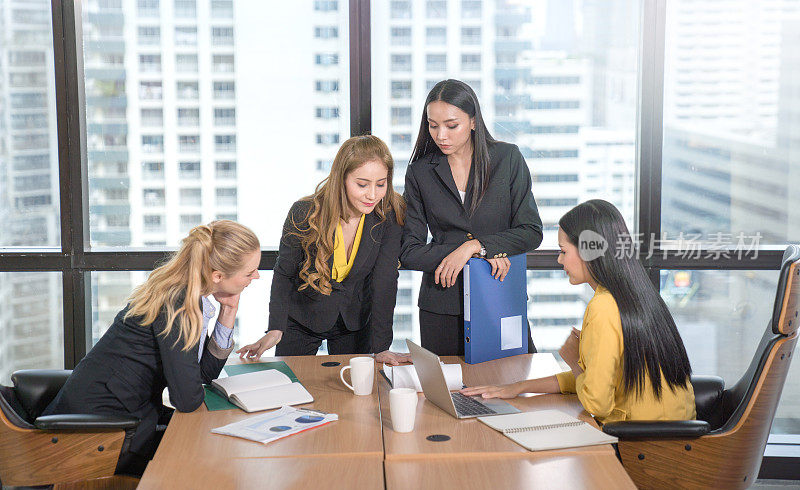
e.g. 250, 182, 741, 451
0, 0, 63, 383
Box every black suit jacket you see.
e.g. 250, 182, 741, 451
42, 305, 231, 457
401, 142, 543, 315
268, 200, 402, 353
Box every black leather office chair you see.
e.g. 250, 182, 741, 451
603, 245, 800, 489
0, 369, 140, 488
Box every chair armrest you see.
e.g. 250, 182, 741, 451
602, 420, 710, 439
691, 375, 725, 428
34, 414, 140, 431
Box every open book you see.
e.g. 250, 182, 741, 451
478, 410, 617, 451
211, 369, 313, 413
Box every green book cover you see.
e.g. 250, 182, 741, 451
203, 361, 299, 411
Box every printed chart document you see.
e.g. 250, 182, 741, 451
478, 409, 617, 451
212, 406, 337, 444
210, 369, 313, 413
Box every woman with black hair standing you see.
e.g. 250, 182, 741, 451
400, 79, 544, 356
462, 200, 695, 423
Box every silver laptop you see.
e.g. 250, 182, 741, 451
406, 340, 520, 419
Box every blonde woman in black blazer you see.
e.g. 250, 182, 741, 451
237, 135, 410, 365
401, 79, 543, 356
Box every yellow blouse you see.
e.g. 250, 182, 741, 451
331, 214, 365, 282
555, 286, 696, 424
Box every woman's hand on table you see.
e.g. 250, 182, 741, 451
459, 382, 522, 399
236, 330, 283, 360
375, 350, 412, 366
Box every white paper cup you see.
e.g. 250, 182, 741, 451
339, 356, 375, 396
389, 387, 418, 433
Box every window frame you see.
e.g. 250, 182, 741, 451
0, 0, 790, 476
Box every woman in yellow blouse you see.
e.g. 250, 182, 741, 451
236, 135, 411, 365
462, 200, 695, 423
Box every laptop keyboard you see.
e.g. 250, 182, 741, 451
451, 392, 497, 416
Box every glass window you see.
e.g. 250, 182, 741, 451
84, 2, 349, 254
139, 81, 163, 99
179, 188, 202, 206
661, 2, 800, 245
0, 273, 64, 384
211, 0, 233, 17
177, 108, 200, 126
391, 1, 411, 19
391, 54, 412, 72
141, 108, 163, 127
215, 160, 236, 179
174, 0, 196, 19
212, 26, 234, 46
316, 133, 340, 145
214, 134, 236, 152
314, 53, 339, 66
212, 54, 234, 72
426, 27, 446, 45
216, 187, 237, 206
426, 0, 446, 19
461, 53, 480, 71
175, 26, 197, 46
314, 26, 338, 39
179, 161, 201, 179
177, 81, 199, 99
391, 27, 412, 46
391, 133, 412, 150
315, 80, 339, 93
176, 54, 198, 72
143, 188, 165, 206
391, 106, 413, 125
138, 26, 161, 45
214, 108, 236, 126
462, 0, 481, 19
462, 26, 481, 45
142, 161, 164, 180
426, 53, 446, 72
137, 0, 159, 17
139, 54, 161, 72
391, 80, 412, 99
213, 81, 235, 99
315, 107, 339, 120
314, 1, 338, 12
179, 134, 200, 152
180, 213, 202, 232
143, 214, 165, 232
142, 135, 164, 153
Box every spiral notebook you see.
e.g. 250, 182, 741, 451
477, 410, 617, 451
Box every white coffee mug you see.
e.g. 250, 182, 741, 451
389, 388, 418, 433
339, 356, 375, 396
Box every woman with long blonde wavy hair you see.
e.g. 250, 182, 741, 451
237, 135, 410, 365
43, 220, 261, 477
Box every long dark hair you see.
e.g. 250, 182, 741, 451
409, 79, 496, 214
559, 200, 692, 399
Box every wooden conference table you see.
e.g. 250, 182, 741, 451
139, 354, 634, 489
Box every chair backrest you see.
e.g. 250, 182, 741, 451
718, 245, 800, 431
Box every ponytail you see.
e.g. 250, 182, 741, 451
125, 220, 260, 350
